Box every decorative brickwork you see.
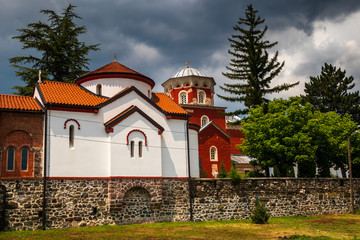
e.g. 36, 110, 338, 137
0, 111, 44, 178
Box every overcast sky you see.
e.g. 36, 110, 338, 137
1, 0, 360, 113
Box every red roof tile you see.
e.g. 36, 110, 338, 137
38, 81, 107, 107
153, 93, 188, 115
75, 62, 155, 88
83, 62, 142, 76
0, 94, 42, 112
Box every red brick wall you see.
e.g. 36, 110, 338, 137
0, 111, 44, 178
183, 106, 226, 130
227, 129, 245, 155
199, 124, 231, 178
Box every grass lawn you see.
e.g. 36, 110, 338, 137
0, 214, 359, 240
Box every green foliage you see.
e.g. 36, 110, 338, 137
303, 63, 360, 124
244, 170, 265, 178
229, 162, 241, 185
217, 162, 228, 178
10, 4, 100, 96
218, 4, 298, 116
250, 199, 270, 224
240, 98, 357, 177
355, 208, 360, 215
201, 171, 209, 178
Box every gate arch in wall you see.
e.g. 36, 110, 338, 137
109, 179, 162, 211
121, 186, 154, 224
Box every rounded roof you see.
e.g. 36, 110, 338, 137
75, 62, 155, 88
172, 67, 206, 78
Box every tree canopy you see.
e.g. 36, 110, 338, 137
239, 98, 357, 177
302, 63, 360, 123
218, 4, 298, 116
10, 4, 100, 96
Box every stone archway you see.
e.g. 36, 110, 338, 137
121, 187, 154, 224
108, 178, 162, 211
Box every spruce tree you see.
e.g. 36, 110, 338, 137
303, 63, 360, 123
218, 4, 298, 116
9, 4, 99, 96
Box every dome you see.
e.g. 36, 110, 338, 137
172, 67, 206, 78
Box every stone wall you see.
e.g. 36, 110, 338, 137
191, 178, 360, 221
0, 178, 359, 231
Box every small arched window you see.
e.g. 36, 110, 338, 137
210, 146, 217, 161
96, 84, 102, 95
7, 147, 15, 171
139, 141, 143, 158
179, 91, 187, 104
198, 91, 205, 104
201, 115, 209, 127
69, 125, 75, 149
21, 148, 29, 171
130, 141, 135, 158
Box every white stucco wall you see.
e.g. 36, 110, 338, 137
45, 87, 190, 178
189, 129, 200, 178
108, 112, 162, 177
47, 110, 110, 177
80, 78, 152, 98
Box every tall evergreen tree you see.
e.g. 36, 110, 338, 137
303, 63, 360, 123
9, 4, 100, 96
218, 4, 298, 116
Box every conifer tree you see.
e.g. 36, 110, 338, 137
9, 4, 99, 96
303, 63, 360, 123
219, 4, 298, 116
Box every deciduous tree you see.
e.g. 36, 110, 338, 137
240, 98, 356, 177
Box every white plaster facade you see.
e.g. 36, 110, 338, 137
34, 61, 200, 178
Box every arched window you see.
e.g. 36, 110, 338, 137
7, 147, 15, 171
198, 91, 205, 104
210, 146, 217, 161
130, 141, 135, 158
201, 115, 209, 127
69, 125, 75, 149
21, 148, 28, 171
96, 84, 102, 95
139, 141, 143, 158
179, 91, 187, 104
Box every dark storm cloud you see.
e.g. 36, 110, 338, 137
255, 0, 360, 34
1, 0, 360, 102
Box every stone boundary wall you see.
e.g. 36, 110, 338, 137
191, 178, 360, 221
0, 178, 359, 231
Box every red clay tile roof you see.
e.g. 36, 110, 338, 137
153, 93, 188, 115
75, 62, 155, 88
0, 94, 42, 112
38, 81, 107, 107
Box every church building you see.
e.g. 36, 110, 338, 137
0, 59, 246, 179
1, 59, 200, 179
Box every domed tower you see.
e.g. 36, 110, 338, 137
162, 61, 216, 106
163, 62, 231, 178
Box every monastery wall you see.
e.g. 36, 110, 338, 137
0, 178, 359, 231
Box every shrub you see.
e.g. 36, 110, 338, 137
217, 162, 228, 178
250, 199, 270, 224
229, 162, 241, 185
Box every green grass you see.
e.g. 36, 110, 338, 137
0, 214, 359, 240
